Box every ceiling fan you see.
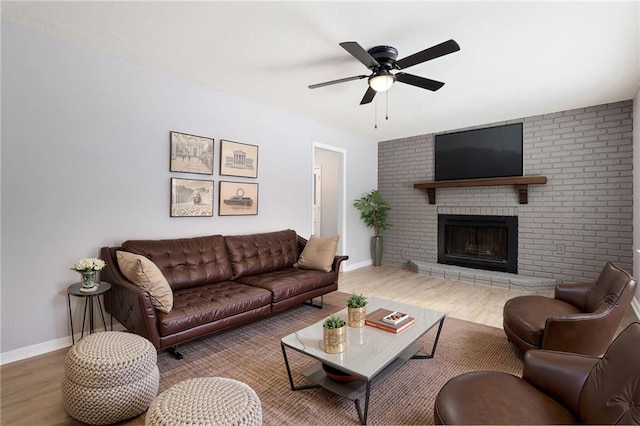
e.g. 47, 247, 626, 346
309, 39, 460, 105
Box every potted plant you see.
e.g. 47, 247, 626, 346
346, 293, 368, 328
323, 314, 347, 354
353, 189, 391, 266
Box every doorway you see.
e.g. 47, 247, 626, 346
313, 143, 346, 256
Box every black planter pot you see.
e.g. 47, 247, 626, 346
371, 236, 383, 266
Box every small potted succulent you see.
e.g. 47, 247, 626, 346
346, 293, 368, 328
323, 314, 347, 354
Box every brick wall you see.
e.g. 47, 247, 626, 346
378, 100, 633, 283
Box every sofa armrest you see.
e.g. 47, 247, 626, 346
100, 246, 162, 348
297, 234, 349, 273
332, 255, 349, 273
523, 349, 598, 416
554, 282, 593, 310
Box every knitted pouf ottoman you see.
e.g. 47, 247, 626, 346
145, 377, 262, 426
62, 331, 159, 425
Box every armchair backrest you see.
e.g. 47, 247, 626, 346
584, 262, 636, 313
578, 322, 640, 424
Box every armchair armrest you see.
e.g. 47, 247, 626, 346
554, 281, 593, 310
523, 349, 598, 416
100, 246, 162, 348
542, 303, 619, 356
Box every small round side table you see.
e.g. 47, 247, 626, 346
67, 282, 112, 344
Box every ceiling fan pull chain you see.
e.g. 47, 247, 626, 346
386, 91, 389, 120
374, 97, 378, 129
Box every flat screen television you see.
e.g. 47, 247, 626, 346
434, 123, 523, 181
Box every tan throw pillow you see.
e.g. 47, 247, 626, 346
116, 251, 173, 313
294, 235, 339, 272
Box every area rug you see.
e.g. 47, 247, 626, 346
156, 291, 522, 425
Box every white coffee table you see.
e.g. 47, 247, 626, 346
281, 297, 446, 424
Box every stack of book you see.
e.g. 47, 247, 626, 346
365, 308, 415, 333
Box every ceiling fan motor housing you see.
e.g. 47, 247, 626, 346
367, 45, 398, 70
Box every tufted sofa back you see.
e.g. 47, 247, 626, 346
578, 322, 640, 424
122, 235, 233, 290
225, 229, 300, 279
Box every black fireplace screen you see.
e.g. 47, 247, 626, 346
438, 215, 518, 273
445, 225, 508, 262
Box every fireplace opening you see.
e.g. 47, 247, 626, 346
438, 214, 518, 273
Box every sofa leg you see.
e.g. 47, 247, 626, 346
168, 346, 183, 360
304, 296, 323, 309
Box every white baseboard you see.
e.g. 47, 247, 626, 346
1, 336, 71, 366
343, 259, 372, 271
1, 324, 125, 366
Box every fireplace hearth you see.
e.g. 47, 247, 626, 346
438, 214, 518, 273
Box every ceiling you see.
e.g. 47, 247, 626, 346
2, 1, 639, 141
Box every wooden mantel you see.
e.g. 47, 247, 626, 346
413, 176, 547, 205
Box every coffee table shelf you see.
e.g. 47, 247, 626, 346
300, 342, 422, 401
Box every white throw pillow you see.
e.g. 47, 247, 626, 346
116, 251, 173, 313
294, 235, 339, 272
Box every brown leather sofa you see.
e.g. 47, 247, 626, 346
503, 262, 636, 356
434, 322, 640, 424
101, 230, 348, 357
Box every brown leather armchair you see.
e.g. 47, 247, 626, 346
434, 322, 640, 425
503, 262, 636, 355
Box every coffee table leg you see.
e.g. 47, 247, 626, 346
354, 381, 372, 425
281, 343, 320, 391
412, 317, 445, 359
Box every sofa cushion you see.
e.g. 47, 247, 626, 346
294, 234, 339, 272
122, 235, 233, 290
116, 251, 173, 313
156, 282, 272, 336
235, 267, 337, 304
225, 230, 300, 279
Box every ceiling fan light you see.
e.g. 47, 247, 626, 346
369, 72, 395, 92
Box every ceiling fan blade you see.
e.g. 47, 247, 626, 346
395, 39, 460, 70
308, 75, 368, 89
360, 87, 377, 105
340, 41, 380, 69
396, 73, 445, 91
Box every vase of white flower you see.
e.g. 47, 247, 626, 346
71, 258, 106, 293
79, 271, 98, 289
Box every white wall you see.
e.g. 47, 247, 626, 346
0, 21, 377, 360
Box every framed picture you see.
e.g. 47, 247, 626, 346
170, 178, 213, 217
219, 181, 258, 216
170, 131, 214, 175
219, 140, 258, 178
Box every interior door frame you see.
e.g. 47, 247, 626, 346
313, 165, 322, 236
312, 142, 347, 257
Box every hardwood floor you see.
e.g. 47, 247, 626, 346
340, 265, 552, 328
339, 265, 638, 332
1, 265, 637, 425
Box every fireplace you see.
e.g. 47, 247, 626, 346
438, 214, 518, 273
